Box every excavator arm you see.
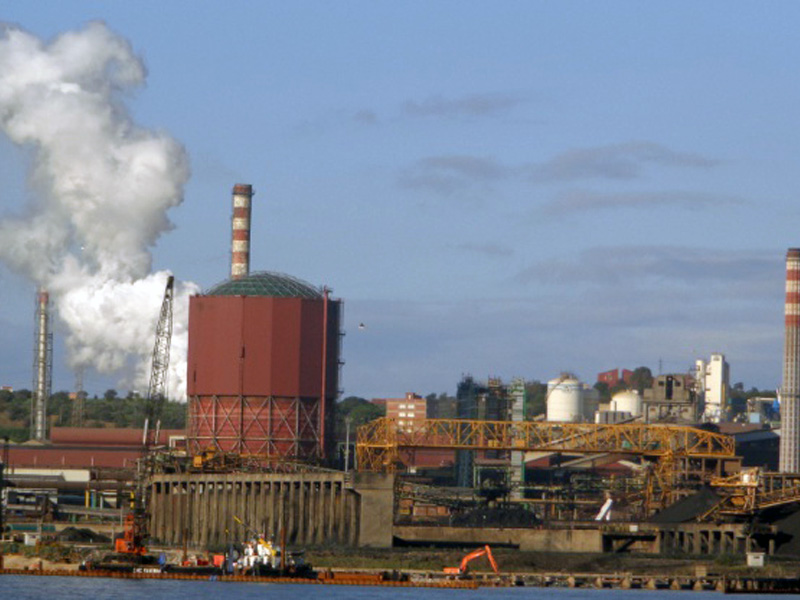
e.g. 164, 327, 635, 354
444, 545, 499, 576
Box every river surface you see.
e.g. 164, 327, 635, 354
1, 576, 777, 600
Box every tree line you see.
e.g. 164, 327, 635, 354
0, 388, 186, 443
1, 373, 778, 445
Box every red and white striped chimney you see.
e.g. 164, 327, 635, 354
781, 248, 800, 472
231, 183, 253, 280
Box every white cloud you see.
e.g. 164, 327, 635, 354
527, 141, 719, 183
541, 189, 745, 216
516, 245, 780, 287
403, 93, 523, 118
398, 155, 507, 195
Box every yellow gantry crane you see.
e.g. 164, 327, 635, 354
700, 468, 800, 521
357, 418, 735, 469
357, 418, 739, 512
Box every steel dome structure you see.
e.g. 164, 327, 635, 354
205, 271, 323, 299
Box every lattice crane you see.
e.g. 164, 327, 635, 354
143, 275, 175, 449
116, 275, 174, 555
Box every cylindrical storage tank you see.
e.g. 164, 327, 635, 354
546, 377, 584, 422
186, 271, 341, 462
610, 390, 642, 417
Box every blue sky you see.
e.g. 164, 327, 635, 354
0, 2, 798, 398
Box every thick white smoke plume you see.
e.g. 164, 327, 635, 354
0, 22, 198, 399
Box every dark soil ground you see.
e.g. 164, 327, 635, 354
6, 540, 800, 579
308, 546, 800, 578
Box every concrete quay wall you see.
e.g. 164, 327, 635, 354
393, 525, 605, 552
148, 471, 394, 548
147, 471, 771, 555
394, 522, 770, 555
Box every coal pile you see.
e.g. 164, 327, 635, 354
450, 505, 539, 528
650, 486, 721, 523
55, 527, 111, 543
759, 505, 800, 556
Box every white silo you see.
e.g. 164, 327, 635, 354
547, 376, 584, 422
610, 390, 643, 418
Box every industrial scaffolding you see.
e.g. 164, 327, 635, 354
357, 417, 739, 517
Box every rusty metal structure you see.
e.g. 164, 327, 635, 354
186, 274, 341, 460
357, 418, 739, 513
70, 368, 86, 427
701, 468, 800, 520
357, 418, 736, 468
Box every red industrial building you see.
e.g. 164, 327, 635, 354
597, 368, 634, 389
381, 392, 427, 431
186, 184, 342, 461
4, 427, 183, 470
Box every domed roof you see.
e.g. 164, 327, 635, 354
612, 390, 640, 400
205, 271, 323, 299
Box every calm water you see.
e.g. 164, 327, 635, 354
0, 577, 777, 600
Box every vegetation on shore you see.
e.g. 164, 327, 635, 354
0, 388, 187, 442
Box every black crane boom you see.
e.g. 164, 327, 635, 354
116, 274, 175, 556
143, 274, 175, 449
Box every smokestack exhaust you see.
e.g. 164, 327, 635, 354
781, 248, 800, 472
231, 184, 253, 280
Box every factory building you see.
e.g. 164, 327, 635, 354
1, 427, 182, 527
453, 376, 526, 487
642, 374, 697, 423
186, 184, 342, 462
596, 389, 643, 424
695, 353, 730, 423
596, 368, 633, 389
7, 187, 798, 556
383, 392, 427, 432
456, 376, 514, 421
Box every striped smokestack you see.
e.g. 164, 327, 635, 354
231, 183, 253, 280
780, 248, 800, 472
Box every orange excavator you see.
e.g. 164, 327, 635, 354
443, 545, 499, 576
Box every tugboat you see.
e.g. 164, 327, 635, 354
237, 539, 314, 578
232, 516, 316, 579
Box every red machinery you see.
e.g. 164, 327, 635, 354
115, 513, 147, 555
443, 545, 499, 576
